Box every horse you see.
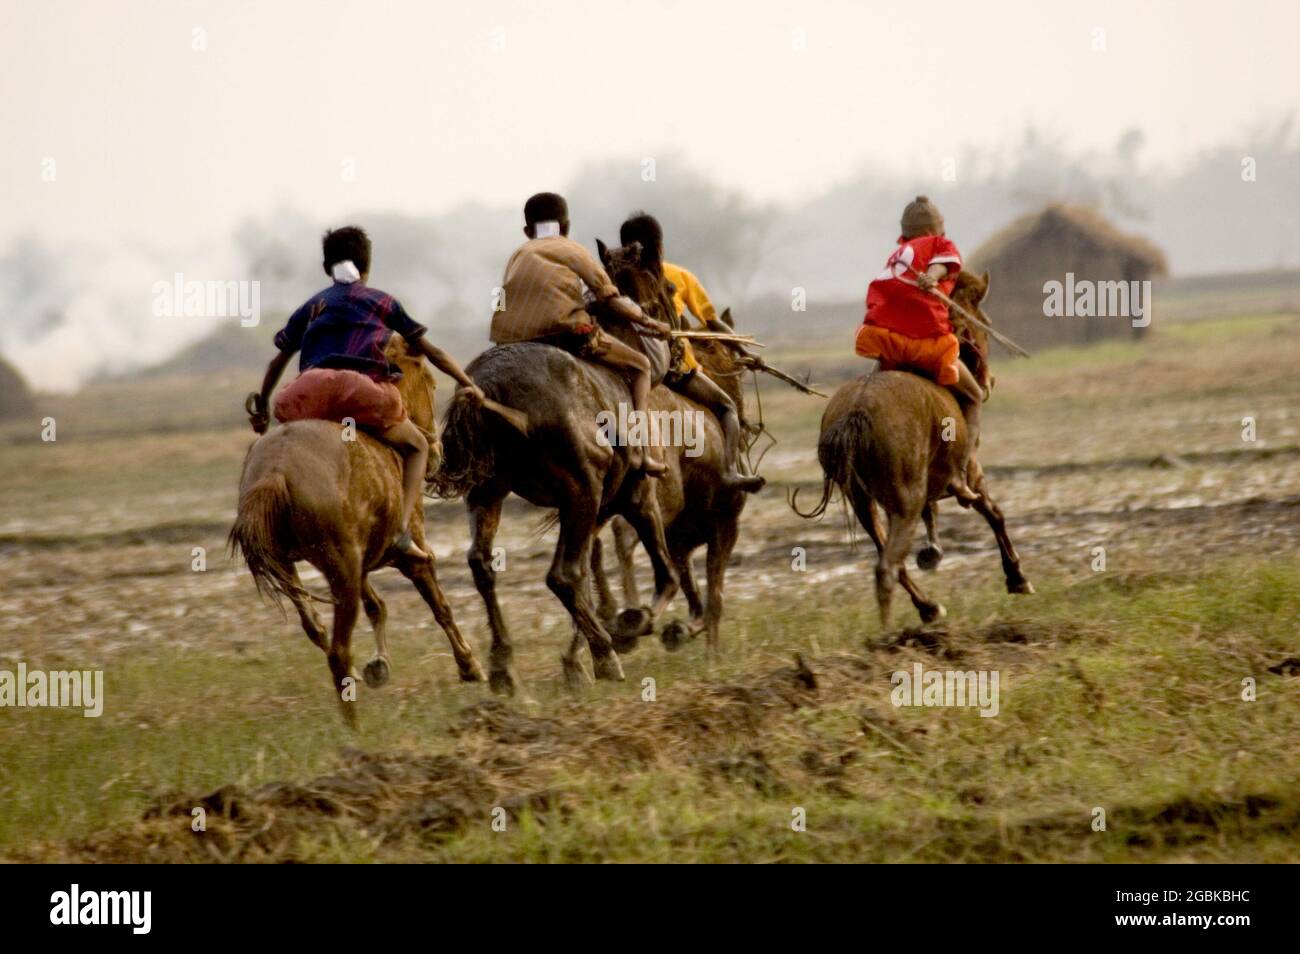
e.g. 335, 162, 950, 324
793, 270, 1033, 625
586, 259, 755, 653
229, 337, 485, 726
432, 241, 685, 693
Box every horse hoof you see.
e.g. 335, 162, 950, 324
613, 606, 652, 641
592, 652, 625, 682
561, 655, 591, 692
660, 619, 690, 652
916, 545, 944, 571
489, 668, 517, 697
362, 656, 391, 689
459, 659, 487, 683
919, 603, 946, 624
1007, 577, 1035, 595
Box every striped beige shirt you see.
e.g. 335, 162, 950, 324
489, 236, 620, 344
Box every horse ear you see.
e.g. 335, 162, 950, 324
596, 238, 609, 265
981, 270, 991, 302
719, 307, 734, 329
627, 240, 644, 264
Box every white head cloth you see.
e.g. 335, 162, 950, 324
331, 259, 362, 283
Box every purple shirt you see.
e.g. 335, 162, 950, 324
274, 281, 427, 381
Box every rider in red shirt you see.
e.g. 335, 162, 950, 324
855, 196, 984, 486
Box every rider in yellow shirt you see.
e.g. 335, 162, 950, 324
620, 212, 762, 492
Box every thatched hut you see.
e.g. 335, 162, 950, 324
0, 355, 35, 420
968, 204, 1168, 350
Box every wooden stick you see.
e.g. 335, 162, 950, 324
739, 357, 828, 397
900, 263, 1031, 358
927, 286, 1031, 359
668, 330, 766, 348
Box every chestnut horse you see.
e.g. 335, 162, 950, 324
229, 337, 485, 725
588, 273, 756, 653
794, 271, 1033, 624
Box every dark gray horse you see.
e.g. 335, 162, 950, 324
434, 244, 682, 692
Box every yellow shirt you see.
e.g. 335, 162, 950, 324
662, 262, 721, 372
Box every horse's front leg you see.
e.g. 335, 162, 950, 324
614, 480, 680, 644
970, 488, 1034, 595
547, 499, 624, 684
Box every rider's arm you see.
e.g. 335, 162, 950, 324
418, 339, 484, 402
249, 302, 313, 432
259, 349, 292, 406
917, 262, 953, 290
605, 295, 672, 338
676, 267, 720, 329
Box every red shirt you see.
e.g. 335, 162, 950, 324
863, 234, 963, 338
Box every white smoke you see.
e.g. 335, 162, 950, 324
0, 237, 243, 393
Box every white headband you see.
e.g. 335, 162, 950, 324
532, 220, 561, 238
331, 260, 362, 283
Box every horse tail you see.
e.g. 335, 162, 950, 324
431, 391, 494, 499
791, 409, 873, 518
228, 472, 300, 605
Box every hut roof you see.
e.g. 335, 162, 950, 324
970, 204, 1168, 276
0, 355, 35, 419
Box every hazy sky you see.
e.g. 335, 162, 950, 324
4, 0, 1298, 249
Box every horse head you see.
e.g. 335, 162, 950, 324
950, 270, 994, 392
596, 238, 677, 326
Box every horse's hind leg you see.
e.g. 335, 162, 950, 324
286, 565, 328, 652
970, 489, 1034, 595
466, 485, 516, 695
359, 578, 392, 689
322, 551, 363, 728
848, 487, 943, 625
917, 501, 944, 571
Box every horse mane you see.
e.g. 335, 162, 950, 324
384, 335, 437, 436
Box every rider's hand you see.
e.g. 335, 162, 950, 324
652, 320, 673, 339
465, 385, 486, 405
246, 392, 269, 434
916, 272, 938, 291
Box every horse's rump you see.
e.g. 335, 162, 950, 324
435, 342, 633, 502
231, 420, 403, 584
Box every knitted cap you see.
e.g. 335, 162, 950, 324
900, 196, 944, 238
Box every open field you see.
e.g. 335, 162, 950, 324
1, 300, 1298, 862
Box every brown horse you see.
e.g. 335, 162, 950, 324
433, 241, 684, 693
229, 337, 485, 725
793, 271, 1032, 625
588, 277, 754, 653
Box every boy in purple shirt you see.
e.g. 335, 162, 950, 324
249, 226, 483, 560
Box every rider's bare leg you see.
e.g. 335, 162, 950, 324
674, 370, 764, 492
376, 418, 430, 559
591, 336, 665, 475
